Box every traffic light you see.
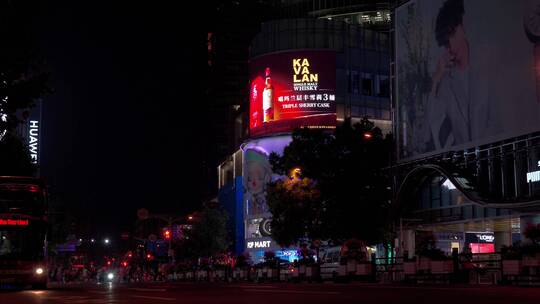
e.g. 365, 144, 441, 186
163, 229, 171, 240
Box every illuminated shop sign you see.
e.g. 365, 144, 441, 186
477, 234, 495, 243
246, 240, 271, 249
0, 219, 29, 226
465, 232, 494, 244
249, 50, 336, 137
28, 120, 39, 164
527, 161, 540, 183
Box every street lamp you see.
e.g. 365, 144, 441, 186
289, 167, 302, 181
104, 238, 110, 245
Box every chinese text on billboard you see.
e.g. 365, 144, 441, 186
249, 50, 336, 137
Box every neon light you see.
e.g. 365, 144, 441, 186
0, 219, 29, 226
246, 240, 271, 249
526, 161, 540, 183
28, 120, 39, 164
476, 234, 495, 243
469, 243, 495, 254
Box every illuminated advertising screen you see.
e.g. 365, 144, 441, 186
249, 50, 336, 137
242, 136, 291, 219
395, 0, 540, 161
242, 136, 291, 253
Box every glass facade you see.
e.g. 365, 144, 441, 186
319, 10, 391, 28
396, 133, 540, 256
410, 174, 514, 224
399, 132, 540, 217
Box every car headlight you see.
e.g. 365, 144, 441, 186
107, 273, 114, 280
35, 267, 44, 275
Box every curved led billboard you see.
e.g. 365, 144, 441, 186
396, 0, 540, 161
242, 135, 291, 220
249, 50, 336, 138
242, 136, 292, 254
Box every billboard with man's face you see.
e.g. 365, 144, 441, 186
395, 0, 540, 161
249, 50, 336, 138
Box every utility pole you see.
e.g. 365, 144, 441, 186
168, 216, 174, 264
399, 218, 423, 258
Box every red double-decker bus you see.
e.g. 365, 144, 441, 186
0, 176, 48, 289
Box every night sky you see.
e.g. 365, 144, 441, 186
31, 2, 209, 236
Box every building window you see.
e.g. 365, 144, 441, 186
336, 104, 346, 121
365, 107, 375, 118
352, 71, 359, 94
362, 75, 373, 96
347, 71, 351, 93
351, 106, 360, 117
381, 110, 390, 120
502, 145, 516, 198
378, 75, 390, 97
430, 177, 441, 208
463, 205, 473, 219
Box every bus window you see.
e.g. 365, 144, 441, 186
0, 233, 13, 255
0, 227, 44, 259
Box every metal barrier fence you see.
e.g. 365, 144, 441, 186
164, 253, 540, 286
374, 253, 504, 285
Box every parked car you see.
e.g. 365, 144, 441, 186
279, 260, 295, 281
319, 245, 372, 280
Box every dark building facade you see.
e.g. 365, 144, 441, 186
202, 1, 282, 199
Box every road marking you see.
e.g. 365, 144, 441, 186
235, 284, 277, 289
128, 287, 168, 292
61, 299, 112, 304
36, 295, 109, 304
89, 290, 110, 294
131, 295, 176, 301
242, 289, 340, 295
349, 285, 500, 291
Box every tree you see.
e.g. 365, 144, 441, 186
524, 223, 540, 245
266, 177, 322, 247
0, 1, 51, 174
0, 133, 35, 175
268, 118, 393, 247
178, 207, 229, 260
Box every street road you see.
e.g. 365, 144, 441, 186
1, 282, 540, 304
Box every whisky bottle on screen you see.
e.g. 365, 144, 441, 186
263, 67, 274, 122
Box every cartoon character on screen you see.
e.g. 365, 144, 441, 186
244, 149, 272, 216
